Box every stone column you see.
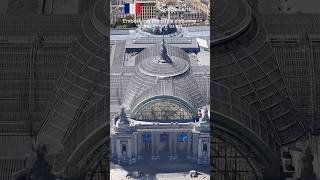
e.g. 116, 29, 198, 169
173, 132, 178, 159
207, 141, 210, 163
128, 139, 132, 164
116, 138, 121, 164
156, 132, 160, 159
187, 132, 192, 159
151, 132, 156, 160
111, 136, 115, 158
197, 138, 203, 164
137, 132, 140, 158
133, 133, 138, 164
169, 132, 173, 159
193, 133, 199, 159
137, 132, 142, 160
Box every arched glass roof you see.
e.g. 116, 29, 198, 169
132, 99, 193, 122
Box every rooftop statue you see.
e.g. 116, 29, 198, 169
201, 108, 209, 123
117, 108, 129, 124
157, 36, 172, 63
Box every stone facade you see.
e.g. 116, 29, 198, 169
111, 108, 210, 165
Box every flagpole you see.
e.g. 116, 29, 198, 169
134, 0, 137, 22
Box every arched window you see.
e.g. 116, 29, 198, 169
133, 100, 193, 121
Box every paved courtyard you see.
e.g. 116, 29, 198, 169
110, 160, 210, 180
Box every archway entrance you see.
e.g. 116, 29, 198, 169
159, 132, 169, 156
139, 131, 192, 161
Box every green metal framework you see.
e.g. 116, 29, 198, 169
130, 95, 197, 121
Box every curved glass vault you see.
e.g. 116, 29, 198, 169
131, 97, 196, 122
133, 100, 193, 121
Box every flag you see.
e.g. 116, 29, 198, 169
124, 2, 141, 15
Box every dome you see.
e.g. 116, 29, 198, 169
137, 39, 190, 78
139, 16, 178, 35
213, 0, 251, 44
122, 40, 205, 113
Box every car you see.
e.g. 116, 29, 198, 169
189, 170, 198, 178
